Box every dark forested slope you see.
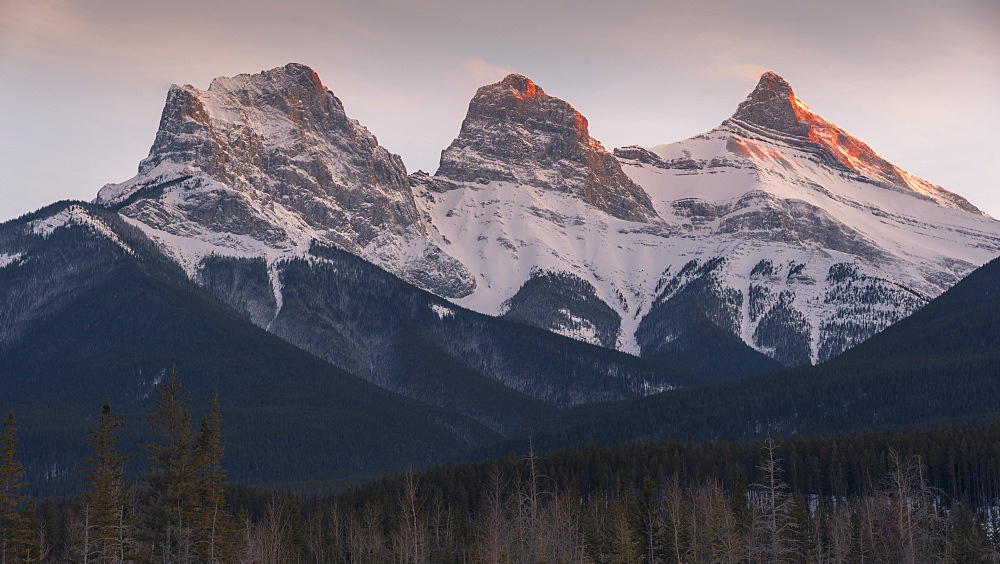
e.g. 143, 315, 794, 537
500, 255, 1000, 454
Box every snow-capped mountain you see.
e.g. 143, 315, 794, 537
81, 64, 690, 417
6, 63, 998, 492
417, 71, 1000, 368
96, 63, 474, 298
432, 74, 659, 224
89, 63, 1000, 375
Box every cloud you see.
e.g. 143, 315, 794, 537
0, 0, 96, 54
462, 58, 512, 83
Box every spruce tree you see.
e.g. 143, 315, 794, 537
78, 398, 131, 562
192, 392, 232, 562
0, 411, 29, 564
143, 370, 196, 562
15, 501, 39, 563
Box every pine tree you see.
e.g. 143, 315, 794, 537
192, 392, 232, 563
78, 398, 131, 563
730, 472, 751, 535
635, 475, 659, 562
15, 501, 39, 563
0, 411, 29, 564
143, 370, 196, 562
607, 494, 639, 563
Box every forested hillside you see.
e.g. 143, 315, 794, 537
18, 419, 999, 562
498, 255, 1000, 455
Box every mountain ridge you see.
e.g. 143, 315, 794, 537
492, 253, 1000, 456
1, 63, 999, 494
86, 63, 1000, 374
419, 68, 1000, 368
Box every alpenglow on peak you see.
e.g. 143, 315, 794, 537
432, 73, 659, 223
727, 71, 983, 214
94, 62, 476, 298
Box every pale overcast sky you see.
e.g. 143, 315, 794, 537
1, 0, 998, 221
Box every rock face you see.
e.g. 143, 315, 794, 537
728, 72, 983, 215
615, 72, 1000, 367
417, 70, 1000, 373
90, 64, 1000, 377
78, 64, 692, 422
97, 63, 474, 298
435, 74, 658, 223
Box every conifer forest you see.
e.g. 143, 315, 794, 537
1, 373, 998, 562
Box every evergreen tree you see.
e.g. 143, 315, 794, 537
730, 472, 751, 535
15, 501, 39, 564
78, 398, 131, 563
635, 475, 660, 562
143, 370, 196, 562
192, 392, 232, 563
0, 411, 29, 564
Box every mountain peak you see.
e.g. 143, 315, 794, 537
726, 71, 985, 215
96, 63, 477, 298
730, 71, 809, 137
434, 76, 658, 222
757, 70, 788, 88
206, 62, 326, 98
498, 73, 543, 98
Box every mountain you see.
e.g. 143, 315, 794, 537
432, 74, 659, 224
87, 64, 998, 382
415, 70, 1000, 374
86, 64, 693, 423
2, 63, 998, 493
96, 63, 474, 299
0, 202, 498, 493
497, 253, 1000, 455
617, 72, 1000, 367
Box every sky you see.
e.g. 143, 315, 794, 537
1, 0, 998, 222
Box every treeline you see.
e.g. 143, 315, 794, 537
350, 422, 1000, 515
221, 424, 1000, 562
221, 436, 1000, 562
4, 375, 1000, 561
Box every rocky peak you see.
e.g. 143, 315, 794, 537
209, 62, 325, 95
498, 73, 542, 98
726, 72, 984, 215
434, 74, 659, 223
138, 63, 372, 185
98, 63, 422, 248
730, 71, 810, 137
96, 63, 476, 298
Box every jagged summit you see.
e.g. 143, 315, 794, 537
726, 71, 983, 214
208, 62, 325, 93
433, 74, 658, 223
77, 63, 999, 375
94, 63, 475, 298
730, 71, 809, 137
497, 73, 543, 97
610, 71, 1000, 366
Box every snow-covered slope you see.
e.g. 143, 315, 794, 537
412, 74, 670, 352
82, 64, 693, 413
96, 63, 474, 298
419, 72, 1000, 366
92, 64, 1000, 372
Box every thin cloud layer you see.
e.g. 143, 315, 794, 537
0, 0, 997, 220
